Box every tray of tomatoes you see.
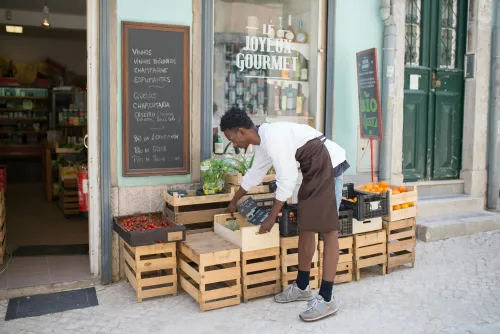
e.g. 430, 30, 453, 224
113, 212, 186, 247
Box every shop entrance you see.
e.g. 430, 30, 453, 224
402, 0, 467, 182
0, 0, 94, 290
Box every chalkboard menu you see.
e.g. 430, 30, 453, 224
122, 21, 190, 176
356, 48, 382, 139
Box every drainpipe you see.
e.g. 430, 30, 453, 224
378, 0, 397, 182
488, 0, 500, 210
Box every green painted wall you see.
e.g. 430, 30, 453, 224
333, 0, 383, 175
116, 0, 192, 186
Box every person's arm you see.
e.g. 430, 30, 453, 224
258, 140, 298, 233
227, 147, 272, 213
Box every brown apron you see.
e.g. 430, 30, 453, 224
295, 136, 339, 233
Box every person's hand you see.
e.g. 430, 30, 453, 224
226, 201, 237, 216
259, 216, 275, 234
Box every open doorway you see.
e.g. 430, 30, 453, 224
0, 0, 93, 290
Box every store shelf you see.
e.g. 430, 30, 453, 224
58, 125, 86, 128
0, 96, 48, 100
0, 144, 45, 157
0, 118, 48, 122
0, 130, 47, 134
0, 108, 48, 113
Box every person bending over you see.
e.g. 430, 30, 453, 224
221, 108, 349, 322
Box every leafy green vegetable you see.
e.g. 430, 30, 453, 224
201, 158, 230, 194
228, 154, 255, 176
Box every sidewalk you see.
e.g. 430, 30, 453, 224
1, 231, 500, 334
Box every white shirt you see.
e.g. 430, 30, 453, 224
241, 122, 347, 202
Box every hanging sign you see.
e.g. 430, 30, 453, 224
356, 48, 383, 140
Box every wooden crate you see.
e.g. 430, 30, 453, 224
383, 218, 416, 273
178, 232, 241, 311
280, 235, 319, 290
354, 230, 387, 281
224, 183, 272, 195
121, 240, 177, 302
384, 186, 418, 222
58, 166, 78, 189
225, 172, 275, 187
163, 189, 235, 233
58, 187, 79, 217
214, 213, 279, 252
241, 247, 281, 303
352, 217, 382, 234
318, 236, 353, 285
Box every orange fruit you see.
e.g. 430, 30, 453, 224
380, 187, 388, 193
379, 181, 389, 188
392, 190, 400, 195
398, 186, 407, 193
393, 205, 402, 211
408, 202, 414, 207
401, 203, 409, 209
353, 198, 358, 203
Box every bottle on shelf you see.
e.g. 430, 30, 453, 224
281, 82, 287, 112
296, 83, 304, 115
295, 20, 308, 44
286, 84, 295, 111
300, 56, 308, 81
285, 15, 295, 42
267, 17, 276, 38
277, 17, 285, 39
295, 53, 302, 81
274, 81, 281, 113
213, 128, 224, 155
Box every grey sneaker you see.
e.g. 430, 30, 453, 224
299, 294, 340, 322
274, 282, 314, 303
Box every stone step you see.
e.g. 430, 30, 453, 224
417, 194, 484, 218
417, 211, 500, 242
405, 180, 465, 198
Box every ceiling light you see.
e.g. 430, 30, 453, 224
42, 1, 50, 28
6, 25, 23, 34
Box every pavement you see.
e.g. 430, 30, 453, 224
1, 230, 500, 334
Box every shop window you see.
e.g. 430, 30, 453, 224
405, 0, 421, 66
212, 0, 324, 154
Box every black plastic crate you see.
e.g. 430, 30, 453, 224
113, 212, 186, 247
277, 203, 299, 237
319, 209, 353, 240
342, 183, 354, 198
341, 188, 390, 220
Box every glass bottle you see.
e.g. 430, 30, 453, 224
295, 20, 308, 44
285, 15, 295, 42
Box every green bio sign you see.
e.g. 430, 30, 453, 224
356, 48, 382, 139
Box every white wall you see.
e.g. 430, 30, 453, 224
0, 34, 86, 75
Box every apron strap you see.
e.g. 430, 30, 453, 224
317, 135, 326, 143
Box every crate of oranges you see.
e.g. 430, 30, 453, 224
381, 184, 417, 222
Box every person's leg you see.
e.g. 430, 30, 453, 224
275, 231, 316, 303
319, 230, 339, 300
299, 230, 341, 321
334, 174, 344, 213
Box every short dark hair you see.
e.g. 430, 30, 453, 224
220, 107, 254, 131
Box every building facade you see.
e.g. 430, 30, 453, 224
89, 0, 499, 282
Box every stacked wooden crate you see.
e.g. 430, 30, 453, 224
225, 172, 276, 206
353, 230, 387, 281
122, 241, 177, 302
163, 190, 234, 234
58, 166, 79, 217
214, 213, 280, 303
178, 232, 242, 311
280, 234, 320, 290
0, 192, 6, 264
318, 236, 354, 284
383, 186, 418, 274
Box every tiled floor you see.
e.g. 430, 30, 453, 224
0, 183, 92, 290
0, 255, 93, 290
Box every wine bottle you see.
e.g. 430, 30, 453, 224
286, 84, 295, 110
268, 18, 276, 38
281, 82, 287, 111
300, 57, 308, 81
285, 15, 295, 42
296, 83, 303, 114
295, 20, 308, 44
274, 81, 281, 113
277, 17, 285, 39
213, 128, 224, 154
